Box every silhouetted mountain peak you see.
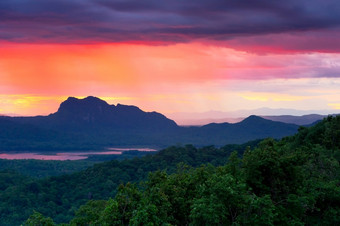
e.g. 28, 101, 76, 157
240, 115, 267, 124
57, 96, 110, 115
50, 96, 178, 130
63, 96, 109, 107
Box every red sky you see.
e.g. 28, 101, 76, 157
0, 0, 340, 121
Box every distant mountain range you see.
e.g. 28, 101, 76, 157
0, 96, 321, 151
169, 109, 338, 125
260, 114, 331, 125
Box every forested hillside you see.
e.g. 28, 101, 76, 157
3, 116, 340, 225
0, 141, 259, 225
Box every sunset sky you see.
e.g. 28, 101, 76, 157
1, 0, 340, 121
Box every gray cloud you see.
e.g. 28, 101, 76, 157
0, 0, 339, 51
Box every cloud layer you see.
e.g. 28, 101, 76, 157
1, 1, 340, 117
1, 0, 340, 52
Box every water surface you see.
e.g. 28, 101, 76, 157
0, 148, 157, 161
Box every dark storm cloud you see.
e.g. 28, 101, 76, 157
0, 0, 339, 48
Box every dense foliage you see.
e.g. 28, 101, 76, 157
0, 140, 258, 225
0, 159, 93, 178
3, 115, 340, 225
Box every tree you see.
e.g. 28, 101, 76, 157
70, 200, 107, 225
24, 211, 55, 226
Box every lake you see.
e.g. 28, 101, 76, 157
0, 148, 158, 161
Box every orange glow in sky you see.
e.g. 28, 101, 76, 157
1, 42, 340, 119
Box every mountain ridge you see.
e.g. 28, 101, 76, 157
0, 96, 301, 150
169, 109, 340, 125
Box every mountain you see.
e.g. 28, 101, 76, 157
13, 96, 178, 132
260, 114, 332, 125
52, 96, 178, 131
168, 108, 340, 125
0, 97, 301, 150
0, 96, 180, 150
176, 115, 299, 145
